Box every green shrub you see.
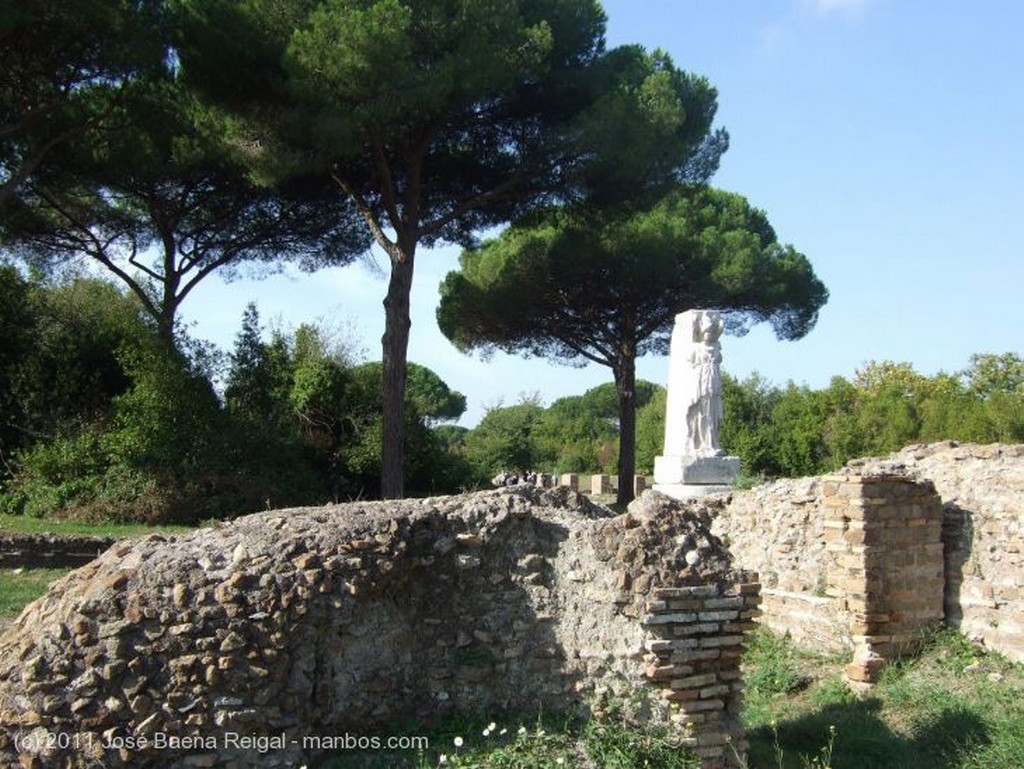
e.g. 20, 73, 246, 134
744, 627, 807, 697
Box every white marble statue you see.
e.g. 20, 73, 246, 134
663, 309, 725, 458
654, 309, 739, 497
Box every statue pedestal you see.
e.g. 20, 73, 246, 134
653, 454, 740, 500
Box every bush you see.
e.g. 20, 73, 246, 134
744, 627, 807, 698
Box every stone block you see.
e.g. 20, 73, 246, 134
654, 454, 740, 485
652, 483, 735, 500
591, 474, 613, 495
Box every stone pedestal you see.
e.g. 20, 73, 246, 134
653, 454, 740, 499
591, 474, 613, 495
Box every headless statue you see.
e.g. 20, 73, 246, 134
663, 310, 725, 458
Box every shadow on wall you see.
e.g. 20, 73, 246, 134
942, 501, 975, 633
306, 514, 581, 728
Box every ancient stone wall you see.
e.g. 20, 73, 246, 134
0, 533, 118, 569
862, 443, 1024, 663
0, 486, 757, 769
709, 478, 849, 652
642, 582, 761, 764
713, 442, 1024, 669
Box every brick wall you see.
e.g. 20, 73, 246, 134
709, 478, 849, 652
713, 444, 1024, 674
713, 469, 946, 681
883, 443, 1024, 663
0, 533, 117, 569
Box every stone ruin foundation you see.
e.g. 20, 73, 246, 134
0, 486, 758, 769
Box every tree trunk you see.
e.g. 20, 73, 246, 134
380, 251, 415, 499
614, 354, 637, 506
157, 236, 181, 352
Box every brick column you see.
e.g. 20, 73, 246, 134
822, 473, 944, 683
642, 581, 762, 768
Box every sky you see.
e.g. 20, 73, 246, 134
182, 0, 1024, 426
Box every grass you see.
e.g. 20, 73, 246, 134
320, 712, 698, 769
0, 567, 71, 617
0, 512, 194, 537
742, 626, 1024, 769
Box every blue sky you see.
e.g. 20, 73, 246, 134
183, 0, 1024, 426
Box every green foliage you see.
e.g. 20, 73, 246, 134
439, 185, 827, 503
0, 266, 36, 459
569, 46, 727, 204
1, 433, 184, 525
225, 303, 281, 426
221, 308, 473, 502
744, 627, 807, 700
175, 0, 616, 496
107, 342, 222, 475
329, 361, 470, 497
634, 386, 667, 475
720, 373, 782, 476
0, 270, 149, 463
707, 357, 1024, 481
454, 353, 1024, 488
769, 384, 834, 477
1, 293, 476, 520
962, 353, 1024, 398
3, 335, 235, 524
581, 381, 658, 420
581, 717, 698, 769
464, 398, 547, 482
0, 0, 166, 206
533, 391, 620, 474
323, 712, 698, 769
406, 364, 468, 424
4, 71, 370, 342
0, 513, 190, 538
439, 187, 827, 365
746, 628, 1024, 769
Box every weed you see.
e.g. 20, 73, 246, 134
745, 627, 807, 696
582, 717, 696, 769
